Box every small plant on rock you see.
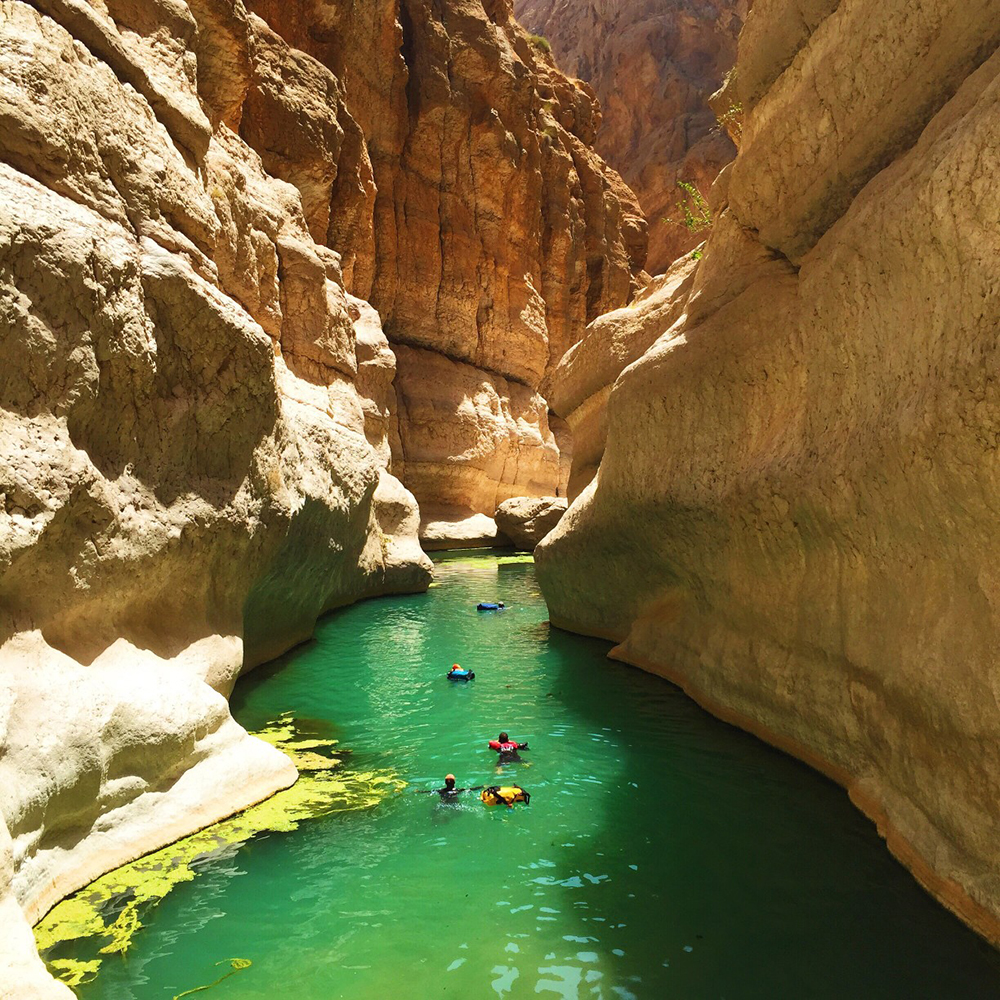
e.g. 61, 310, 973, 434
528, 33, 552, 54
665, 180, 712, 235
716, 101, 744, 144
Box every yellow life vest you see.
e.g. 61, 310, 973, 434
481, 785, 529, 806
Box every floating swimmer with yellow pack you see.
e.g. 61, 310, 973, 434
419, 775, 530, 808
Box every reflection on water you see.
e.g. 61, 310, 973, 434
52, 552, 1000, 999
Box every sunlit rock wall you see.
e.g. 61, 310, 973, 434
538, 0, 1000, 944
246, 0, 647, 545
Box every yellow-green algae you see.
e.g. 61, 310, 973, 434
438, 552, 534, 569
34, 714, 404, 991
173, 958, 252, 998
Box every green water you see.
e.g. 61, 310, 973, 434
71, 553, 999, 999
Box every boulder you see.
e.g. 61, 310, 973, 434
496, 496, 568, 550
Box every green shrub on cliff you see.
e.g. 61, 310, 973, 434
528, 33, 552, 54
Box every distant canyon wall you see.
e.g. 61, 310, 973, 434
537, 0, 1000, 944
0, 1, 637, 993
515, 0, 745, 274
249, 0, 646, 546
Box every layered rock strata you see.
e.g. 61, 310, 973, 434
538, 0, 1000, 943
515, 0, 745, 273
246, 0, 646, 544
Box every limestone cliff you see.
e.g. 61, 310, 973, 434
537, 0, 1000, 943
515, 0, 745, 274
245, 0, 646, 546
0, 1, 641, 992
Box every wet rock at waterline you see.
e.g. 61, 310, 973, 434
495, 496, 568, 550
537, 0, 1000, 944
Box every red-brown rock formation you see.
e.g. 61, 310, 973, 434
515, 0, 745, 274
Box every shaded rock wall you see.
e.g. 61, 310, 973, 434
537, 0, 1000, 944
515, 0, 745, 274
394, 344, 562, 548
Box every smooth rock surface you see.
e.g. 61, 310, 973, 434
495, 495, 568, 549
0, 2, 438, 993
419, 507, 504, 551
538, 0, 1000, 945
544, 253, 700, 499
393, 344, 562, 541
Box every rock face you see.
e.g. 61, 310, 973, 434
495, 495, 568, 549
537, 0, 1000, 944
245, 0, 647, 546
394, 345, 563, 549
515, 0, 746, 274
0, 1, 641, 992
545, 253, 700, 499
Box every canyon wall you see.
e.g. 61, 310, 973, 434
0, 1, 637, 993
537, 0, 1000, 943
515, 0, 745, 274
247, 0, 646, 546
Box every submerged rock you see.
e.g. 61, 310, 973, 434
496, 496, 568, 550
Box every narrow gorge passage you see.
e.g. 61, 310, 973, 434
42, 555, 1000, 999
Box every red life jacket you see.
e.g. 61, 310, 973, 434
489, 740, 521, 753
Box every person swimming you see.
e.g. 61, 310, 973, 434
421, 774, 482, 802
489, 731, 529, 763
437, 774, 461, 800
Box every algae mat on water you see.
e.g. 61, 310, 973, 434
33, 714, 404, 992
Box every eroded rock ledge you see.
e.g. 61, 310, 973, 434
537, 0, 1000, 944
0, 1, 640, 993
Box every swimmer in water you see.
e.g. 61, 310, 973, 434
489, 731, 529, 763
420, 774, 482, 802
